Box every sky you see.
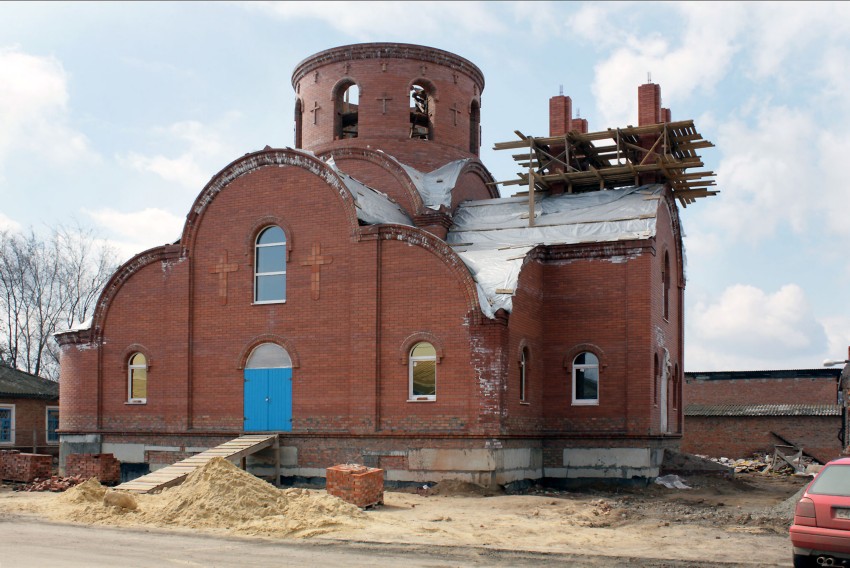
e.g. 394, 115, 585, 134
1, 1, 848, 372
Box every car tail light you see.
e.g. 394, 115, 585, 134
795, 497, 817, 522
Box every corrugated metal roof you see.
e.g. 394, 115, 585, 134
685, 403, 841, 417
0, 365, 59, 399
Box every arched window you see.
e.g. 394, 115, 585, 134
409, 342, 436, 401
663, 251, 671, 320
334, 82, 359, 140
409, 82, 434, 140
572, 352, 599, 405
519, 347, 528, 402
469, 99, 480, 155
246, 342, 292, 369
255, 226, 286, 303
294, 99, 303, 149
128, 352, 147, 403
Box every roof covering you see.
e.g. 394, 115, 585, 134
685, 369, 841, 381
0, 365, 59, 399
685, 404, 841, 417
395, 158, 469, 210
448, 185, 663, 318
325, 157, 413, 226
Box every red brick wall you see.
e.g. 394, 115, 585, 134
684, 376, 837, 406
294, 43, 483, 170
0, 397, 58, 454
681, 416, 842, 464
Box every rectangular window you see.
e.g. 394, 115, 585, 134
46, 407, 59, 444
0, 405, 14, 444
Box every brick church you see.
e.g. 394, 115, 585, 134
56, 43, 716, 486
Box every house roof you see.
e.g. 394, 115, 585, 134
0, 365, 59, 400
685, 403, 841, 417
685, 369, 841, 381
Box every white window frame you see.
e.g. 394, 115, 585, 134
408, 343, 437, 402
572, 352, 599, 406
128, 353, 147, 404
45, 406, 59, 445
0, 404, 15, 445
254, 226, 287, 305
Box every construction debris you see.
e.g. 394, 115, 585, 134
694, 453, 818, 475
14, 475, 87, 492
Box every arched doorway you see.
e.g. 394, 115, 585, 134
244, 343, 292, 432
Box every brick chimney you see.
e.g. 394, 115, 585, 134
549, 95, 572, 137
638, 83, 661, 126
570, 118, 588, 134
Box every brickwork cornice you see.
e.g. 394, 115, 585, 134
292, 43, 485, 92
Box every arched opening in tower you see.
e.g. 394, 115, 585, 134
469, 99, 481, 155
294, 98, 303, 148
335, 82, 359, 139
410, 82, 434, 140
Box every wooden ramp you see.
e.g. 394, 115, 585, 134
114, 434, 279, 494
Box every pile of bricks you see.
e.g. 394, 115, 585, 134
0, 451, 52, 483
326, 464, 384, 508
16, 475, 87, 492
65, 453, 121, 484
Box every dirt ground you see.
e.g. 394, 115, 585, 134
0, 465, 807, 566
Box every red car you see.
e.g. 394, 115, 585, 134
790, 457, 850, 567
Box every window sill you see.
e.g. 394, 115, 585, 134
571, 400, 599, 406
407, 397, 436, 403
519, 401, 530, 406
125, 400, 147, 405
253, 300, 286, 305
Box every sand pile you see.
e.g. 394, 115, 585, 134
47, 457, 365, 537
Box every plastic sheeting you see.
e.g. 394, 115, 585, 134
395, 158, 470, 210
450, 185, 664, 318
324, 157, 413, 226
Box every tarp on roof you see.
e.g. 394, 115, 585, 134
388, 156, 469, 211
448, 185, 663, 318
0, 366, 59, 399
324, 157, 413, 226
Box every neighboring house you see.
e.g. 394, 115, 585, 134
682, 369, 843, 464
54, 43, 716, 486
0, 363, 60, 455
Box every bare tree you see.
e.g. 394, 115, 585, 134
0, 225, 118, 380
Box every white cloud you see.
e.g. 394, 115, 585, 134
687, 284, 828, 370
589, 3, 746, 127
118, 118, 238, 190
83, 207, 184, 261
245, 1, 508, 41
821, 316, 850, 363
0, 46, 96, 166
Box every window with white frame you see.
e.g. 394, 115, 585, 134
128, 352, 147, 403
409, 342, 436, 400
0, 404, 14, 444
46, 407, 59, 444
255, 226, 287, 303
572, 352, 599, 405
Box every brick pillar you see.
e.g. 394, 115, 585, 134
570, 118, 588, 134
660, 107, 671, 123
638, 83, 661, 126
549, 95, 572, 137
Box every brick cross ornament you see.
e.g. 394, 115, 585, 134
209, 251, 238, 305
301, 243, 333, 300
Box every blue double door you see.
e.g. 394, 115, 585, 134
243, 368, 292, 432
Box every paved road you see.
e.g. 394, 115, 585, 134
0, 516, 757, 567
